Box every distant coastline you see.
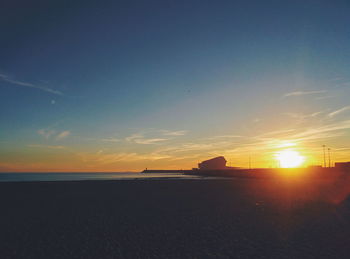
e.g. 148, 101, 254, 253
143, 167, 350, 177
142, 156, 350, 179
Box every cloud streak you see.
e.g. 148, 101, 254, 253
74, 119, 350, 169
37, 129, 56, 139
328, 106, 350, 117
38, 129, 71, 140
125, 133, 168, 145
283, 90, 327, 98
78, 151, 172, 165
56, 131, 71, 140
0, 73, 63, 96
160, 130, 187, 136
284, 111, 324, 119
256, 120, 350, 144
28, 144, 65, 149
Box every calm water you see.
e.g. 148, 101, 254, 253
0, 172, 201, 182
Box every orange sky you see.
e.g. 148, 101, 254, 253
1, 1, 349, 172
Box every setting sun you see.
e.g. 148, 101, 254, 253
275, 150, 305, 168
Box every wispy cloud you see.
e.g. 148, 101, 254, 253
283, 90, 327, 98
125, 133, 143, 142
0, 73, 63, 96
28, 144, 65, 149
38, 129, 70, 140
206, 135, 243, 140
123, 129, 187, 145
215, 120, 350, 156
56, 131, 71, 140
134, 138, 168, 144
76, 119, 350, 169
328, 106, 350, 117
284, 111, 325, 121
259, 129, 296, 137
37, 129, 56, 139
78, 151, 171, 165
154, 142, 231, 155
277, 120, 350, 142
160, 130, 187, 136
125, 133, 168, 145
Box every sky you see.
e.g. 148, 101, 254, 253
0, 0, 349, 172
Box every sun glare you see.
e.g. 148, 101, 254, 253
275, 150, 305, 168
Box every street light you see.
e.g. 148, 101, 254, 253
322, 145, 326, 168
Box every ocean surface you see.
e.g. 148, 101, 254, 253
0, 172, 201, 182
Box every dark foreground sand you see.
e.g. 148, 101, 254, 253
1, 179, 350, 259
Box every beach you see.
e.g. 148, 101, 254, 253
1, 178, 350, 259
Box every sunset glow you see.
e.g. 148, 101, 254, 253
275, 150, 305, 168
0, 1, 349, 172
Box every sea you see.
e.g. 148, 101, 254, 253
0, 172, 201, 182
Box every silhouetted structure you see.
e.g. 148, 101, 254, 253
335, 162, 350, 169
142, 169, 191, 174
198, 156, 228, 170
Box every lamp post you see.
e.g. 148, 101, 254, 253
322, 145, 326, 168
328, 148, 331, 168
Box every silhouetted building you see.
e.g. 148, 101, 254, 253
198, 156, 228, 170
335, 162, 350, 169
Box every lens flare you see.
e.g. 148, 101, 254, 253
275, 150, 305, 168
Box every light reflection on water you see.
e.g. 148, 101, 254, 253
0, 172, 201, 182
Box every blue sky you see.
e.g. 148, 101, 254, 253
1, 0, 350, 171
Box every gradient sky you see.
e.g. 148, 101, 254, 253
1, 0, 349, 172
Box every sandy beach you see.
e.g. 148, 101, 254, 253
1, 178, 350, 259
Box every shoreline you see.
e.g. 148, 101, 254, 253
2, 167, 350, 183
